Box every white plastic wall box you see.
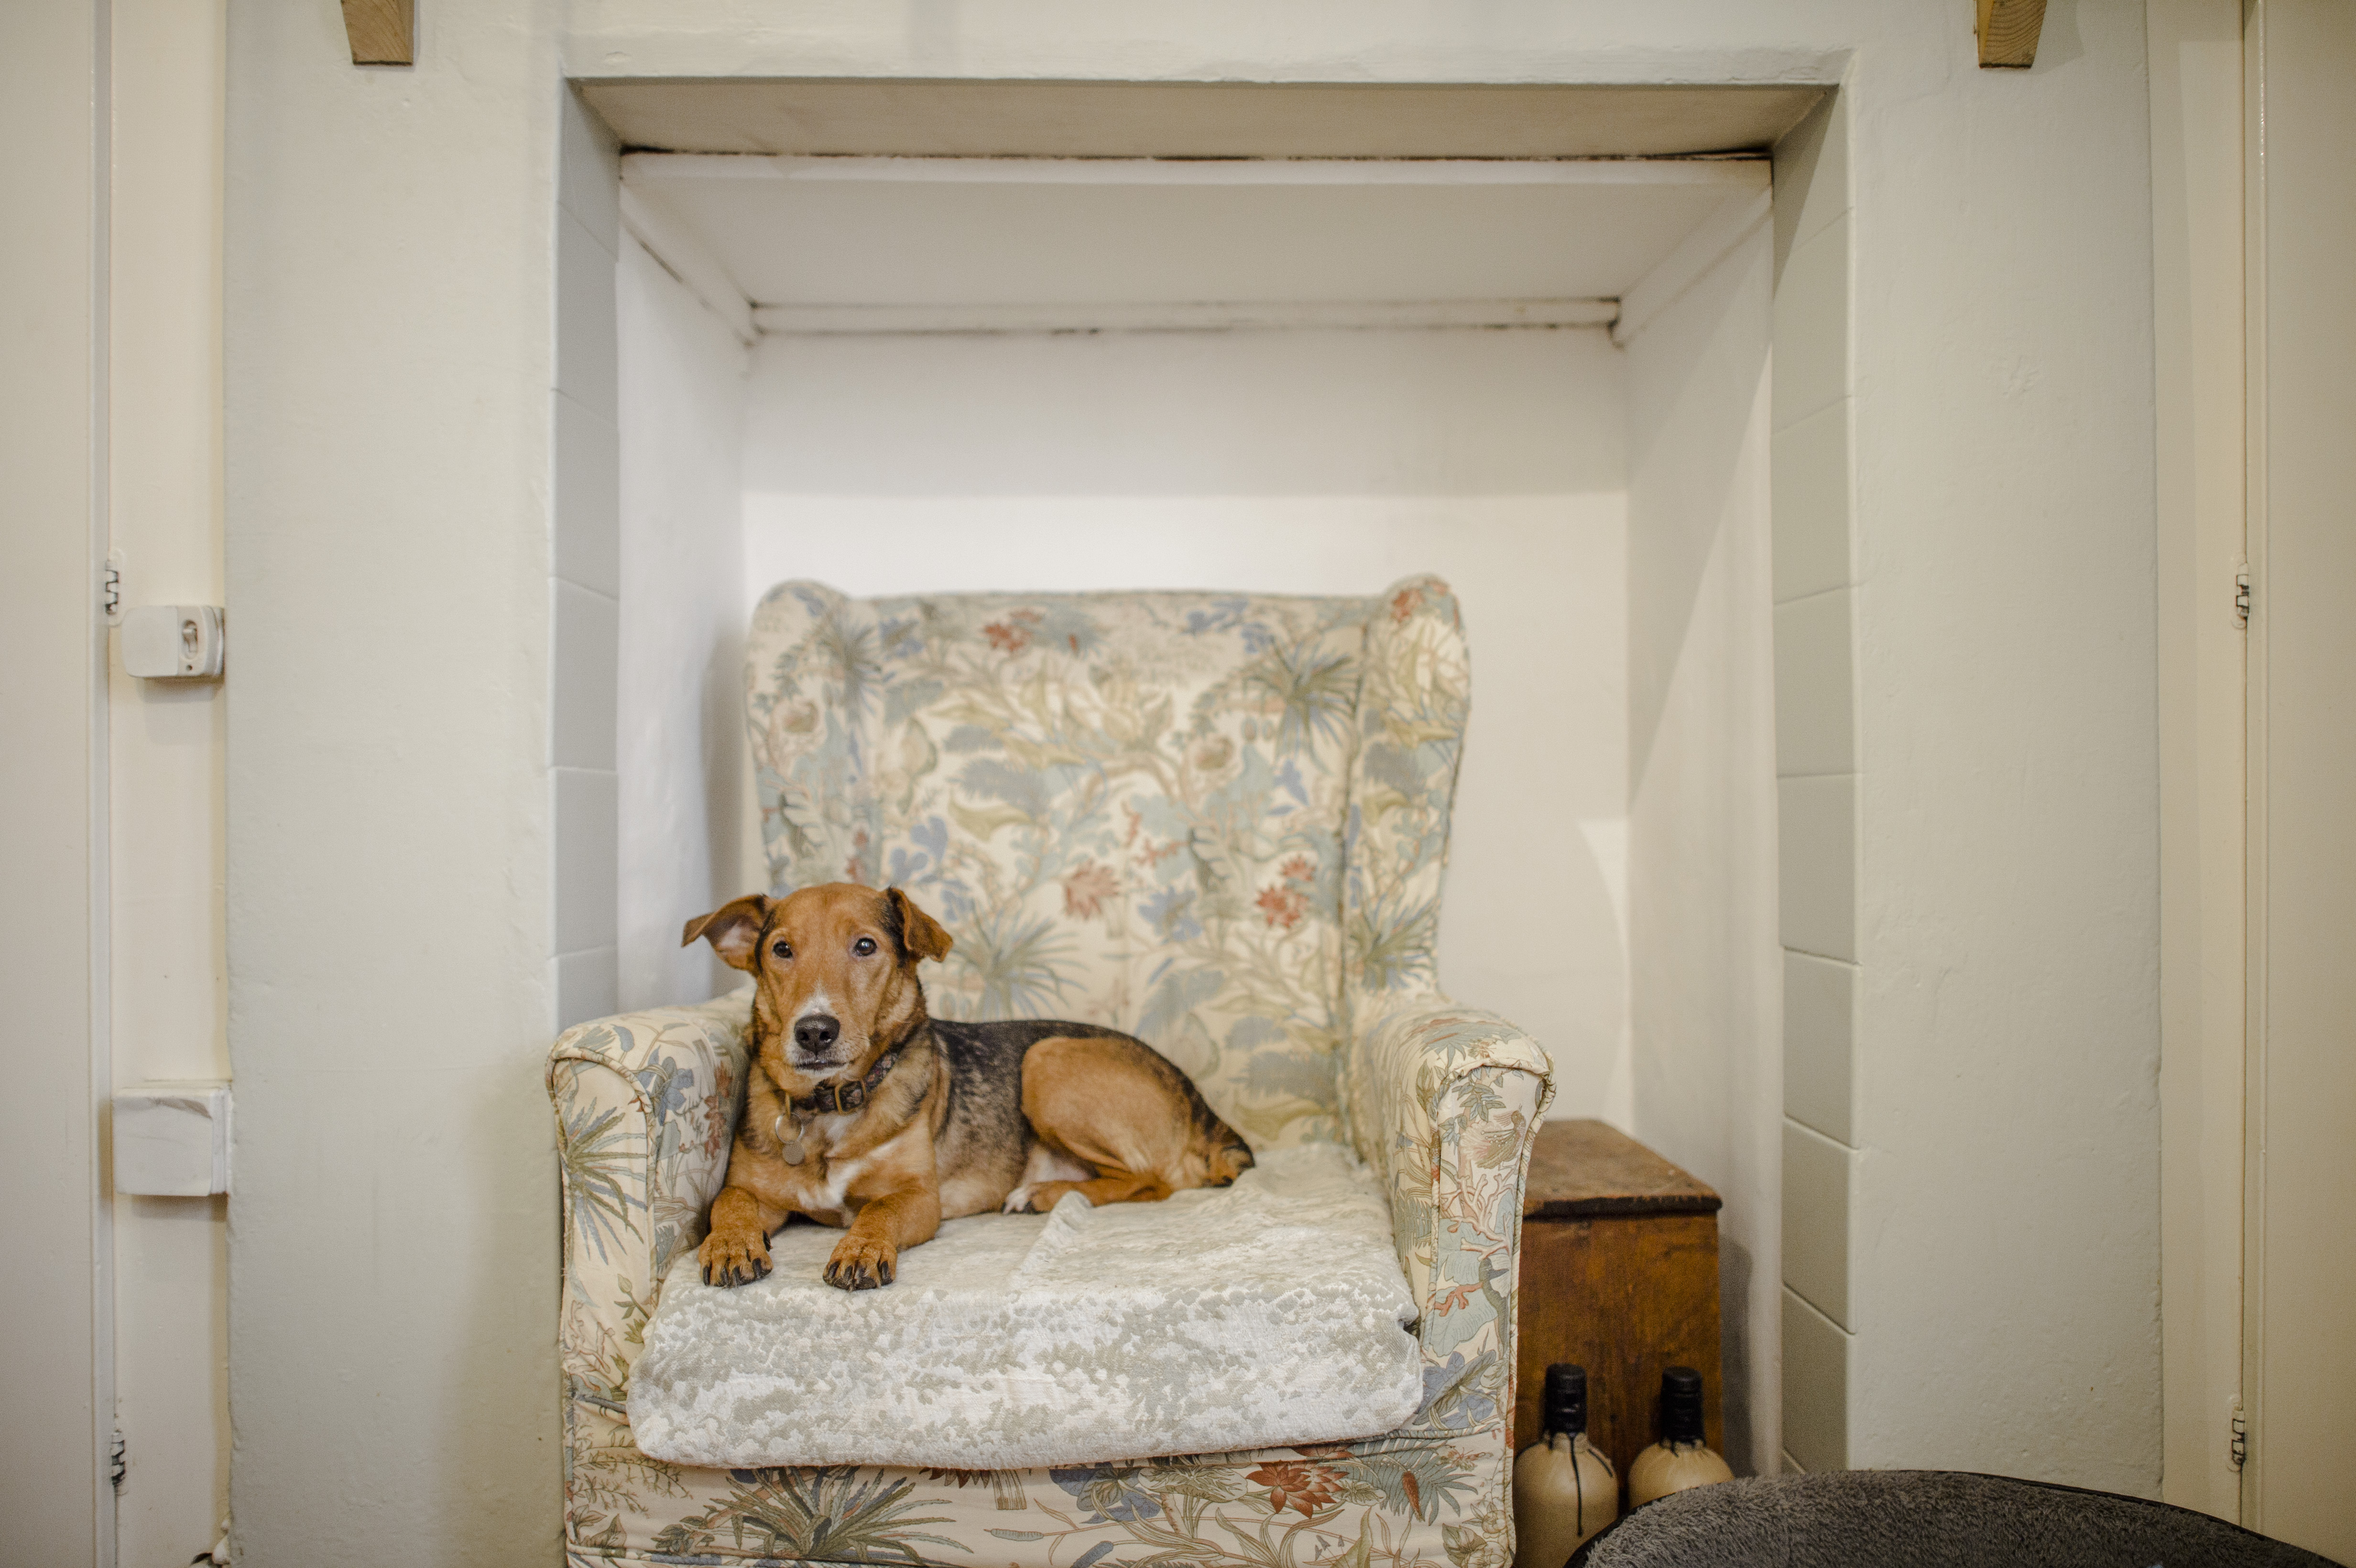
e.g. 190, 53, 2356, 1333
120, 603, 225, 679
113, 1081, 232, 1196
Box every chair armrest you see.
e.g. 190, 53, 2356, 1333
1344, 994, 1554, 1432
547, 987, 751, 1407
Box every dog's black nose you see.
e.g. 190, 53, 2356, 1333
793, 1014, 840, 1053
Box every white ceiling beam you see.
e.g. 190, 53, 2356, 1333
577, 79, 1828, 162
752, 297, 1620, 337
623, 152, 1770, 190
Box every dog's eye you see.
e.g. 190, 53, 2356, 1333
770, 941, 792, 959
852, 936, 878, 957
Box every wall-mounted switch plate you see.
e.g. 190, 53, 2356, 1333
113, 1081, 232, 1196
120, 604, 225, 680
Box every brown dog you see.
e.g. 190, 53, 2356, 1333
683, 882, 1254, 1291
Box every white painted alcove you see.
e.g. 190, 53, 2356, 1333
575, 123, 1785, 1469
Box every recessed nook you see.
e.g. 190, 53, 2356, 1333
549, 80, 1828, 1476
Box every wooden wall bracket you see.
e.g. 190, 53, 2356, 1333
1976, 0, 2047, 68
341, 0, 414, 66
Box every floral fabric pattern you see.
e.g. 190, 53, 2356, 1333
746, 580, 1465, 1150
1342, 578, 1470, 1019
549, 578, 1555, 1568
550, 991, 753, 1546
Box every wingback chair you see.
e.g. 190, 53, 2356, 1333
548, 577, 1555, 1568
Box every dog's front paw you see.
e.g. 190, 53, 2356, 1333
822, 1233, 897, 1291
699, 1227, 772, 1288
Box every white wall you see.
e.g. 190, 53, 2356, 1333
737, 325, 1637, 1121
1623, 218, 1781, 1476
1841, 8, 2160, 1490
225, 3, 563, 1562
108, 0, 232, 1561
617, 231, 750, 1010
553, 89, 625, 1034
1768, 87, 1862, 1481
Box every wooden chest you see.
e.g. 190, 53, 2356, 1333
1512, 1119, 1723, 1484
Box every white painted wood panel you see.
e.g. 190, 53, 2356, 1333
625, 155, 1761, 309
0, 2, 109, 1559
2244, 2, 2356, 1555
2148, 0, 2246, 1523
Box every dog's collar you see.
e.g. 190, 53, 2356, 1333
786, 1020, 927, 1117
792, 1048, 899, 1116
768, 1021, 928, 1164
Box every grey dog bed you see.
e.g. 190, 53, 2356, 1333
1567, 1471, 2338, 1568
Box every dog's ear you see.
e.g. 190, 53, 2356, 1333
683, 894, 773, 971
884, 887, 953, 964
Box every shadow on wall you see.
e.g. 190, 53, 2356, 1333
1622, 213, 1779, 1474
617, 232, 752, 1014
1719, 1237, 1757, 1470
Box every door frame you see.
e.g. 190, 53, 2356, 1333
2149, 0, 2250, 1524
2237, 0, 2267, 1525
0, 0, 116, 1561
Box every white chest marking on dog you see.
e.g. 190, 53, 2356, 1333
763, 1110, 878, 1224
791, 1138, 868, 1226
818, 1150, 863, 1208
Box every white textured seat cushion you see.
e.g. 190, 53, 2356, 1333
626, 1145, 1424, 1470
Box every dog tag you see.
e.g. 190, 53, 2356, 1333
781, 1134, 806, 1166
774, 1112, 807, 1166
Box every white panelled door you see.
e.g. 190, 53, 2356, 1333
2245, 2, 2356, 1558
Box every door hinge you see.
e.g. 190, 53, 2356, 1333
2229, 1397, 2248, 1471
109, 1425, 127, 1491
2234, 566, 2252, 629
102, 547, 124, 626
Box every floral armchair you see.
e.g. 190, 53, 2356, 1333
548, 577, 1555, 1568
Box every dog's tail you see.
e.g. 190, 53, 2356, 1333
1191, 1098, 1255, 1187
1207, 1129, 1255, 1186
1144, 1028, 1256, 1187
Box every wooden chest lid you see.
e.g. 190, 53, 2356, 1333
1522, 1119, 1722, 1220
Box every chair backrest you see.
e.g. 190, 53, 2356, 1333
744, 577, 1469, 1148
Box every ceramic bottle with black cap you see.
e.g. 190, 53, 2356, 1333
1626, 1366, 1733, 1507
1512, 1362, 1616, 1568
